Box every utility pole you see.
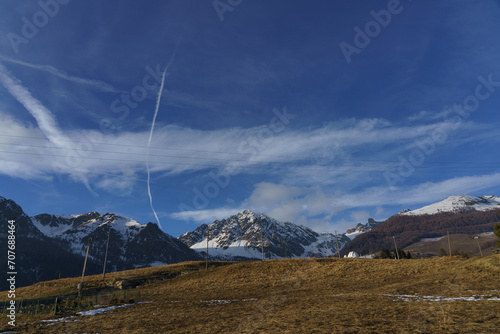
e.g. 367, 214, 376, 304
447, 231, 452, 257
284, 238, 287, 259
335, 231, 340, 259
393, 236, 400, 260
102, 227, 111, 278
79, 238, 91, 297
206, 228, 209, 270
260, 225, 264, 261
474, 236, 483, 256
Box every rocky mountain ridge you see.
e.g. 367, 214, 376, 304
0, 196, 200, 290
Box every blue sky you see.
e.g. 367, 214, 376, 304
1, 0, 500, 236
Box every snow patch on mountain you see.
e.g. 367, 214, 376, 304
400, 195, 500, 216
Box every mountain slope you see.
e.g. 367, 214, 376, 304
179, 210, 350, 260
0, 196, 93, 291
401, 195, 500, 216
341, 195, 500, 256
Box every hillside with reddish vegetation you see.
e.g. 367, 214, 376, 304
341, 209, 499, 256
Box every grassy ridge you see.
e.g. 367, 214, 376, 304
1, 255, 499, 333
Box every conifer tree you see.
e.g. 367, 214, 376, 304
380, 248, 392, 259
438, 248, 448, 257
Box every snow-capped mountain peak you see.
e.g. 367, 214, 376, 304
31, 212, 145, 241
179, 210, 350, 260
400, 195, 500, 216
30, 211, 200, 267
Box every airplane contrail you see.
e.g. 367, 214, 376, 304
145, 37, 182, 229
146, 66, 167, 229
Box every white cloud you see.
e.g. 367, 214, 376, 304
408, 110, 433, 121
170, 207, 243, 224
334, 173, 500, 210
171, 172, 500, 233
246, 182, 306, 209
350, 210, 370, 223
172, 183, 341, 230
407, 109, 458, 122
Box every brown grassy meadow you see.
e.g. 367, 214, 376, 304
1, 255, 499, 333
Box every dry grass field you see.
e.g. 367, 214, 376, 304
1, 255, 499, 333
404, 232, 498, 257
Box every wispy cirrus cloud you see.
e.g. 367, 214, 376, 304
0, 110, 496, 187
0, 55, 121, 93
334, 173, 500, 211
171, 207, 244, 225
0, 62, 73, 150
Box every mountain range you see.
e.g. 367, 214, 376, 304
1, 194, 499, 290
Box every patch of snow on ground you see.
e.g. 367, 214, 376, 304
40, 316, 75, 323
420, 236, 445, 242
38, 302, 151, 326
201, 298, 258, 306
383, 294, 500, 302
149, 261, 167, 267
77, 303, 132, 316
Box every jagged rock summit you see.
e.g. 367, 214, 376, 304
179, 210, 350, 260
345, 218, 381, 240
